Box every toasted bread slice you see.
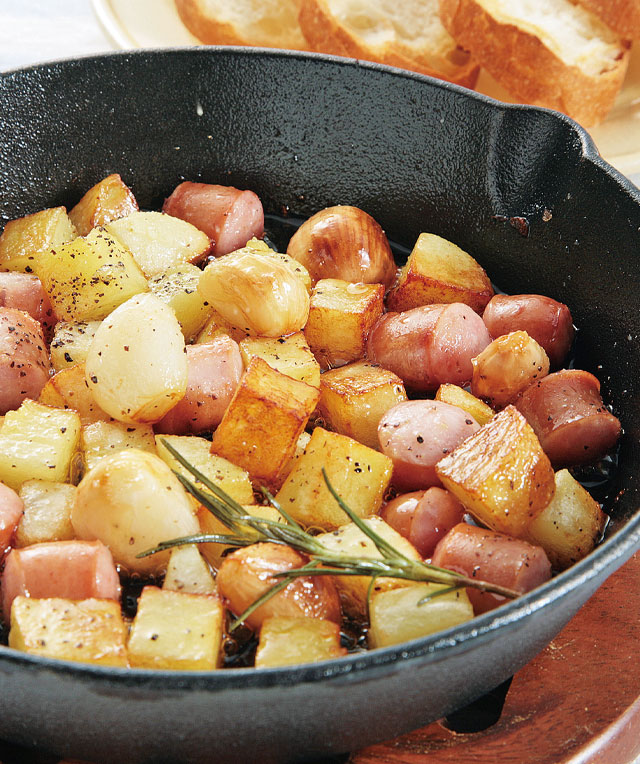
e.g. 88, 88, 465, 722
575, 0, 640, 40
299, 0, 479, 86
175, 0, 308, 49
439, 0, 630, 125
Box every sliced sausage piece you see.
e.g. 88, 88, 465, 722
155, 336, 244, 434
367, 303, 491, 393
515, 369, 622, 467
0, 272, 56, 339
163, 182, 264, 256
0, 307, 51, 414
0, 483, 23, 556
378, 400, 480, 491
1, 540, 121, 622
431, 522, 551, 614
381, 487, 465, 558
482, 294, 574, 368
217, 542, 341, 631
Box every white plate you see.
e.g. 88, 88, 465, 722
92, 0, 640, 180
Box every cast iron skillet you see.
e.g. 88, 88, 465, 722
1, 49, 640, 764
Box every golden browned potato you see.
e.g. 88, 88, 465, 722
436, 405, 555, 536
15, 480, 77, 547
274, 426, 394, 530
9, 597, 128, 667
304, 278, 385, 369
38, 364, 112, 425
386, 233, 493, 313
435, 383, 495, 426
68, 173, 138, 236
0, 207, 77, 273
255, 616, 346, 667
317, 360, 407, 449
210, 357, 320, 490
49, 321, 102, 372
239, 332, 321, 388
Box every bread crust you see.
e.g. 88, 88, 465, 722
439, 0, 630, 125
298, 0, 479, 87
575, 0, 640, 40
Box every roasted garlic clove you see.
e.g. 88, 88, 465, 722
286, 205, 397, 288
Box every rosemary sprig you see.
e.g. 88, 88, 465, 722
140, 440, 519, 628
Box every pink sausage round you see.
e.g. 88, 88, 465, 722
381, 487, 465, 558
367, 303, 491, 392
431, 523, 551, 614
378, 400, 480, 491
0, 307, 51, 415
482, 294, 574, 368
155, 335, 243, 435
0, 272, 56, 339
1, 540, 121, 622
515, 369, 621, 467
163, 181, 264, 256
0, 482, 24, 556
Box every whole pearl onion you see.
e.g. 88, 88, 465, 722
287, 205, 397, 288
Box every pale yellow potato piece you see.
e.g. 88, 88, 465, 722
522, 469, 607, 569
49, 321, 102, 372
275, 427, 393, 531
85, 293, 188, 424
316, 517, 421, 616
68, 173, 138, 236
105, 211, 211, 277
210, 357, 320, 491
38, 363, 112, 425
368, 583, 474, 648
15, 480, 77, 547
386, 233, 493, 313
255, 616, 346, 668
436, 405, 555, 536
127, 586, 224, 670
304, 279, 385, 369
239, 332, 320, 387
163, 544, 217, 595
0, 207, 77, 273
148, 263, 213, 340
71, 449, 200, 575
81, 420, 156, 472
317, 360, 407, 449
435, 383, 495, 426
0, 400, 81, 491
9, 597, 128, 667
36, 228, 148, 322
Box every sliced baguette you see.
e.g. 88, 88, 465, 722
575, 0, 640, 41
299, 0, 479, 87
175, 0, 308, 50
438, 0, 630, 125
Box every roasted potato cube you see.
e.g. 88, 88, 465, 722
304, 279, 385, 369
386, 233, 493, 313
163, 544, 217, 595
210, 357, 320, 490
105, 211, 212, 277
148, 263, 212, 340
81, 420, 156, 471
155, 434, 255, 505
522, 469, 607, 569
239, 332, 320, 388
68, 173, 138, 236
275, 427, 393, 530
317, 360, 407, 449
127, 586, 224, 670
0, 400, 81, 490
49, 320, 102, 372
197, 504, 284, 569
36, 228, 148, 322
436, 405, 555, 536
9, 597, 128, 667
0, 207, 77, 273
15, 480, 76, 547
255, 616, 346, 667
316, 517, 421, 616
435, 383, 495, 426
368, 583, 474, 649
38, 364, 111, 425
